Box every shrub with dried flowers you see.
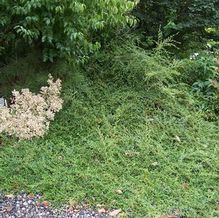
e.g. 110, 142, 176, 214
0, 75, 63, 139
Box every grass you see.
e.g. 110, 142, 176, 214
0, 53, 219, 217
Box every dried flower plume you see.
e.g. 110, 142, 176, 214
0, 75, 63, 139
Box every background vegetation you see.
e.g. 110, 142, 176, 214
133, 0, 219, 39
0, 0, 136, 62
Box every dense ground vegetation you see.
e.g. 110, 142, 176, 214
0, 0, 219, 217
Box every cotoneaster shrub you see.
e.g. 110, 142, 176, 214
90, 34, 180, 90
0, 75, 63, 139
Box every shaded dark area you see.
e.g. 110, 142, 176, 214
132, 0, 219, 43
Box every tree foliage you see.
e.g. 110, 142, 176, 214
0, 0, 136, 62
133, 0, 219, 37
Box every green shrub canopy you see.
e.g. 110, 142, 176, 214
0, 0, 136, 62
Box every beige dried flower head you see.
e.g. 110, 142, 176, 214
0, 75, 63, 140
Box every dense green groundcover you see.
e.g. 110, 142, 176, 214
0, 55, 218, 217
